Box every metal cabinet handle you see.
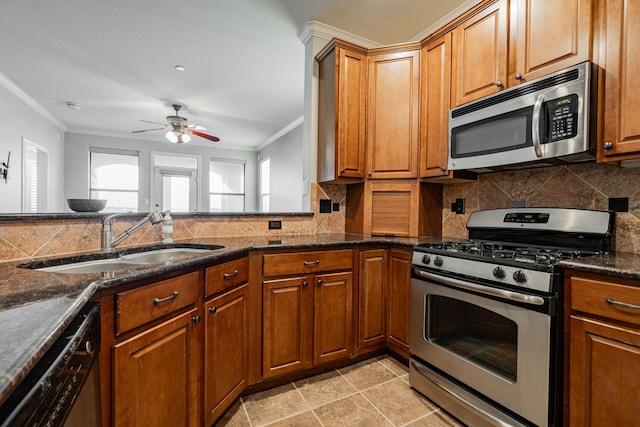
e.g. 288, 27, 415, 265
606, 297, 640, 311
303, 259, 320, 266
603, 142, 613, 150
302, 280, 308, 288
153, 291, 179, 305
223, 270, 239, 278
515, 73, 522, 81
192, 315, 201, 324
340, 168, 345, 173
495, 80, 503, 88
209, 306, 217, 314
367, 171, 372, 177
317, 279, 323, 286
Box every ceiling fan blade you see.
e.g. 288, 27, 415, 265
187, 124, 207, 131
188, 129, 220, 142
132, 126, 169, 133
139, 119, 168, 126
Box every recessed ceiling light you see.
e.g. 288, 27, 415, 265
175, 65, 185, 71
65, 102, 80, 110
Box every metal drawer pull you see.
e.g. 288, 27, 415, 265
223, 270, 239, 278
606, 297, 640, 311
303, 259, 320, 266
153, 291, 179, 305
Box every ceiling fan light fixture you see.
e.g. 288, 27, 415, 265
180, 132, 191, 143
165, 130, 179, 143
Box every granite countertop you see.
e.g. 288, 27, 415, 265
0, 233, 424, 406
560, 251, 640, 281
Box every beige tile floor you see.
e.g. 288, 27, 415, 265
215, 356, 466, 427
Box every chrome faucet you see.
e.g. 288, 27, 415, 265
101, 210, 164, 252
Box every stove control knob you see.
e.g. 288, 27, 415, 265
513, 270, 527, 283
421, 255, 431, 265
492, 267, 506, 279
434, 256, 444, 267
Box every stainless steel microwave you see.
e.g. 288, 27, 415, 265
448, 61, 597, 172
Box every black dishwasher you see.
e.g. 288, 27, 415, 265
0, 303, 101, 427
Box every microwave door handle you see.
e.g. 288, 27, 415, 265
532, 94, 545, 158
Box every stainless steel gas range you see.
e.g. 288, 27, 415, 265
409, 208, 615, 427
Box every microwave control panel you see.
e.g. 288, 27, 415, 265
547, 94, 578, 142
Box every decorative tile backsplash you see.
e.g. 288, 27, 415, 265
442, 162, 640, 253
1, 163, 639, 262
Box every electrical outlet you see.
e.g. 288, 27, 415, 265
608, 197, 629, 212
268, 220, 282, 230
319, 199, 332, 213
332, 202, 340, 212
451, 198, 465, 214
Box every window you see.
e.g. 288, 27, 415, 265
90, 148, 139, 212
153, 152, 199, 212
259, 157, 270, 212
209, 159, 245, 212
22, 139, 48, 213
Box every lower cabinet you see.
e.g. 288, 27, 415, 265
112, 308, 201, 427
386, 249, 412, 357
357, 249, 387, 352
204, 283, 249, 425
314, 271, 353, 364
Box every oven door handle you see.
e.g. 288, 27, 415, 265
414, 269, 545, 306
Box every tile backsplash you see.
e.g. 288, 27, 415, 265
442, 162, 640, 253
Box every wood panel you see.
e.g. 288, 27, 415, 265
205, 257, 249, 297
314, 271, 354, 364
387, 249, 412, 357
263, 249, 352, 277
357, 249, 387, 351
570, 276, 640, 325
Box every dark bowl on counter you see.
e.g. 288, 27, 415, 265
67, 198, 107, 212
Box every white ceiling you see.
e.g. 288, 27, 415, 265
0, 0, 471, 150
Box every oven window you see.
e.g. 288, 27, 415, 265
426, 295, 518, 382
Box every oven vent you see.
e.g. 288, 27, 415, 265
451, 65, 583, 119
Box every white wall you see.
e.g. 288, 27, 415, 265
258, 124, 303, 212
64, 133, 258, 212
0, 81, 65, 213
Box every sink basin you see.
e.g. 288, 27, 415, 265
38, 259, 144, 274
119, 248, 215, 264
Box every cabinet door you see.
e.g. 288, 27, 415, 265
387, 249, 412, 356
420, 33, 452, 178
262, 276, 313, 378
204, 284, 248, 425
366, 49, 420, 179
357, 249, 387, 351
317, 41, 367, 182
569, 316, 640, 427
314, 271, 354, 364
510, 0, 594, 84
451, 0, 508, 106
113, 309, 200, 427
599, 0, 640, 161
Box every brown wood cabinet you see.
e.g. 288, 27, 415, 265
261, 250, 353, 379
509, 0, 596, 85
451, 0, 508, 107
357, 249, 387, 352
113, 308, 201, 427
203, 258, 249, 425
598, 0, 640, 162
366, 45, 421, 179
386, 249, 412, 357
316, 39, 368, 183
566, 272, 640, 426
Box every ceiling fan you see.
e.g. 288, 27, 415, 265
132, 104, 220, 143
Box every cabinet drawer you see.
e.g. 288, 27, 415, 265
571, 276, 640, 325
205, 257, 249, 297
116, 271, 201, 334
263, 250, 352, 277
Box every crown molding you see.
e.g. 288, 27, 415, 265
257, 115, 304, 152
298, 20, 382, 49
0, 71, 66, 131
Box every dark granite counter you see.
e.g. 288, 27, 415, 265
560, 251, 640, 281
0, 233, 426, 406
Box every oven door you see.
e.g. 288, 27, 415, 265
410, 271, 553, 427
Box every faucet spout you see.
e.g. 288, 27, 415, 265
102, 210, 164, 252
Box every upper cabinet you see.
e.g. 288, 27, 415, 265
598, 0, 640, 161
451, 0, 596, 108
366, 45, 421, 179
509, 0, 596, 84
451, 0, 508, 107
317, 40, 368, 183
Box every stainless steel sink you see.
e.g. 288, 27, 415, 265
119, 248, 214, 264
38, 259, 144, 274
